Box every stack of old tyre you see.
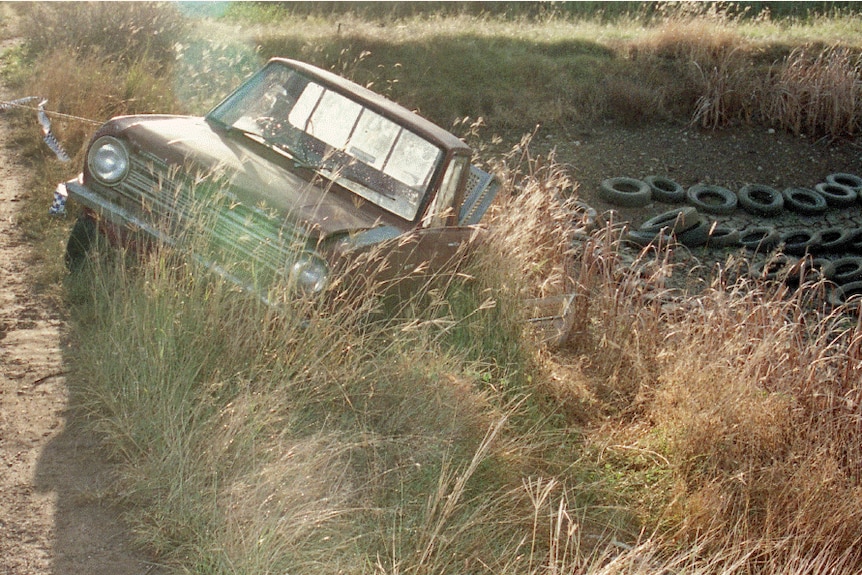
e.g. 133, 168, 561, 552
597, 173, 862, 312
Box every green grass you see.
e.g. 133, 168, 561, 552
7, 3, 862, 573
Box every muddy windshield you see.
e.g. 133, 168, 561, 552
207, 63, 443, 221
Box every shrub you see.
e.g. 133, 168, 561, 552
15, 2, 186, 68
763, 45, 862, 138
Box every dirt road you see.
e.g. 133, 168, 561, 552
0, 90, 163, 574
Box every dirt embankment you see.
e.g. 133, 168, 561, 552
0, 81, 164, 574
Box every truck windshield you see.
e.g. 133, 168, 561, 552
207, 62, 443, 221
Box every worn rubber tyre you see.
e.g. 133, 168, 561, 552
704, 224, 740, 248
738, 184, 784, 217
826, 172, 862, 194
676, 216, 710, 247
644, 175, 685, 203
639, 206, 698, 235
782, 187, 828, 215
65, 215, 98, 272
796, 256, 835, 284
814, 182, 857, 207
830, 256, 862, 284
624, 229, 673, 248
812, 258, 837, 281
828, 280, 862, 312
599, 177, 651, 207
845, 228, 862, 254
749, 254, 799, 282
686, 184, 737, 215
781, 229, 820, 256
813, 227, 853, 254
740, 226, 780, 253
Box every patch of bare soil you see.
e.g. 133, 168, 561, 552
537, 121, 862, 292
553, 120, 862, 225
0, 78, 165, 574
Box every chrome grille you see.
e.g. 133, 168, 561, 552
108, 151, 305, 285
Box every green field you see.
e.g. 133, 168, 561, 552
5, 2, 862, 573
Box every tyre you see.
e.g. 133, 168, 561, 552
827, 280, 862, 312
749, 254, 798, 282
624, 229, 673, 248
704, 224, 740, 248
814, 182, 857, 207
599, 177, 651, 207
740, 226, 780, 253
780, 229, 820, 256
811, 258, 837, 281
738, 184, 784, 217
676, 216, 710, 247
782, 187, 828, 215
830, 256, 862, 284
639, 206, 698, 235
644, 176, 685, 203
812, 227, 853, 254
686, 184, 737, 215
65, 215, 98, 271
825, 172, 862, 193
798, 256, 835, 283
846, 228, 862, 254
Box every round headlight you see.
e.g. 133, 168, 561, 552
87, 136, 129, 185
289, 253, 329, 295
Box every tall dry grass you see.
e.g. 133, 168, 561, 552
14, 2, 185, 66
61, 155, 587, 573
549, 223, 862, 568
763, 45, 862, 137
613, 4, 862, 135
53, 137, 862, 573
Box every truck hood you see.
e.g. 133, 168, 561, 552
102, 115, 401, 238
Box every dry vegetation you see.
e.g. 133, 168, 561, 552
5, 2, 862, 573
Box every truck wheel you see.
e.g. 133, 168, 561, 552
65, 215, 98, 271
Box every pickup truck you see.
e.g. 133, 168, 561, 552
63, 58, 500, 301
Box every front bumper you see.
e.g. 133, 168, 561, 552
64, 178, 173, 246
62, 178, 330, 303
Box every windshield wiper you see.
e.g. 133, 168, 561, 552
209, 117, 322, 170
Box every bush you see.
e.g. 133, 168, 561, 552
15, 2, 186, 68
763, 45, 862, 138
